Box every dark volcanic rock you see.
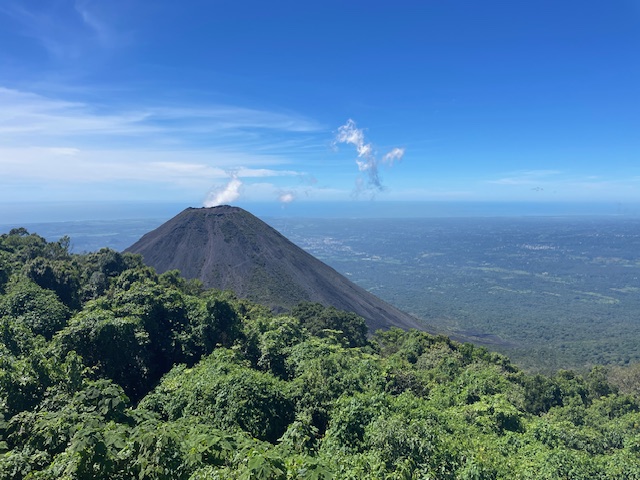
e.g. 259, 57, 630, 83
125, 206, 431, 333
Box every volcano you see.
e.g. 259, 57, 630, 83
125, 206, 430, 333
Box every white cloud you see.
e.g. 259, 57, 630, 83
489, 170, 562, 186
0, 87, 155, 138
47, 147, 80, 156
335, 119, 373, 160
334, 119, 405, 193
279, 192, 295, 203
236, 167, 300, 178
0, 87, 322, 144
0, 147, 306, 191
204, 176, 243, 207
382, 147, 405, 165
153, 106, 321, 133
0, 86, 323, 203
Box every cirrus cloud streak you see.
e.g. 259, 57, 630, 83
0, 86, 322, 203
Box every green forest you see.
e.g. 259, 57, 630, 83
1, 228, 640, 479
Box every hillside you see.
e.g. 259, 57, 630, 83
125, 206, 429, 333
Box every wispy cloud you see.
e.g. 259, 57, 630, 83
74, 0, 121, 48
382, 147, 405, 165
485, 169, 640, 200
0, 0, 125, 59
0, 87, 322, 144
0, 86, 321, 203
333, 119, 405, 193
489, 170, 562, 186
0, 148, 306, 186
235, 168, 300, 178
0, 88, 155, 138
153, 106, 320, 133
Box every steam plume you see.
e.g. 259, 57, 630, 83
204, 175, 242, 207
334, 119, 404, 192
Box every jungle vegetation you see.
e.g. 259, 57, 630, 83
1, 228, 640, 479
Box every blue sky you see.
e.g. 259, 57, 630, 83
1, 0, 639, 218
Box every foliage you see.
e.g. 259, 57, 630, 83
607, 362, 640, 396
292, 302, 368, 348
139, 349, 295, 443
23, 257, 80, 310
1, 227, 640, 478
0, 280, 70, 340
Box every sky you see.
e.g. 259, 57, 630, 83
1, 0, 639, 220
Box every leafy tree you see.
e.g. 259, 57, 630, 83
0, 229, 48, 263
0, 252, 10, 293
586, 365, 616, 400
24, 257, 81, 309
0, 279, 70, 339
56, 309, 153, 401
0, 315, 41, 358
93, 248, 128, 277
77, 249, 146, 300
139, 349, 295, 443
0, 349, 52, 417
287, 338, 384, 434
109, 278, 189, 378
321, 392, 390, 453
521, 374, 562, 414
607, 362, 640, 396
183, 294, 243, 361
159, 269, 204, 296
253, 315, 307, 379
292, 302, 368, 348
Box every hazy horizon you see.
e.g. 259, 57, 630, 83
2, 200, 640, 226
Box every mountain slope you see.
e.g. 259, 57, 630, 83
125, 206, 430, 333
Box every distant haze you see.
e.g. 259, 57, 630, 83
2, 201, 639, 226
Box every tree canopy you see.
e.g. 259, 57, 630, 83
1, 228, 640, 479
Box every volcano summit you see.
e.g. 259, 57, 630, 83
126, 206, 429, 333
